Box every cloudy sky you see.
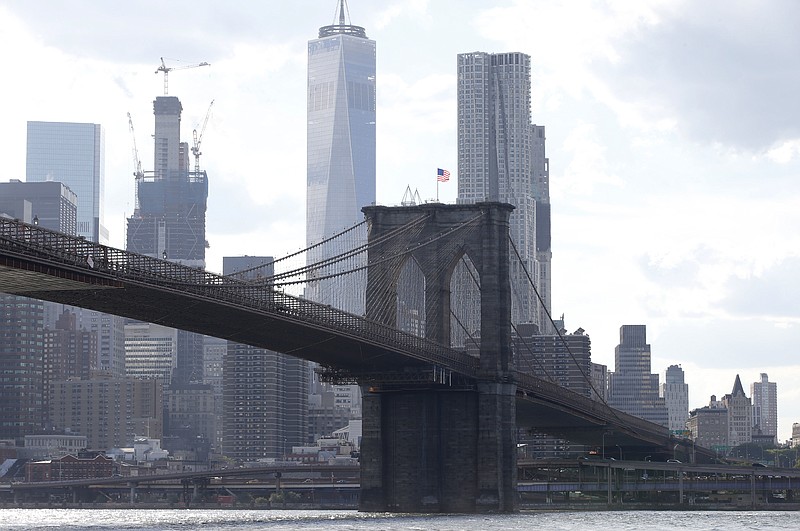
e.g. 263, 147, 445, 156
2, 0, 799, 441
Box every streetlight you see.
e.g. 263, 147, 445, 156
602, 431, 612, 460
616, 444, 623, 460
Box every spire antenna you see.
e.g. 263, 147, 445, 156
319, 0, 367, 38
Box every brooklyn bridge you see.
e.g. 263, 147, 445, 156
0, 202, 709, 513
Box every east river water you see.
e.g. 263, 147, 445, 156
2, 509, 799, 530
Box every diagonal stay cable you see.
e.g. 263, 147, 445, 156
271, 212, 486, 288
254, 214, 431, 285
508, 235, 620, 421
510, 320, 557, 384
226, 219, 369, 280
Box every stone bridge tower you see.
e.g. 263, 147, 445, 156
359, 202, 517, 513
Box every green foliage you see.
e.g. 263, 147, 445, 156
767, 447, 800, 468
269, 490, 301, 504
728, 442, 774, 461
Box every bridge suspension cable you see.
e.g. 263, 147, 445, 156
507, 237, 636, 442
223, 211, 486, 328
264, 214, 431, 287
508, 235, 620, 417
225, 219, 370, 280
447, 248, 557, 379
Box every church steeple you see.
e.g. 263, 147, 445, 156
731, 374, 746, 397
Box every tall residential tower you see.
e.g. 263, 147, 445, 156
751, 373, 777, 444
222, 256, 309, 461
456, 51, 551, 332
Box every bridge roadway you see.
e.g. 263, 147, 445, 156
0, 219, 704, 460
0, 464, 359, 491
6, 460, 798, 506
518, 459, 800, 506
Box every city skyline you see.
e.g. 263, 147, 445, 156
1, 1, 799, 440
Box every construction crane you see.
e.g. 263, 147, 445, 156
155, 57, 210, 95
126, 112, 144, 181
192, 100, 215, 174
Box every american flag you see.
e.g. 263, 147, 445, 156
437, 168, 450, 182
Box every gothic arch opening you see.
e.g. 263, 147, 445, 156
449, 252, 481, 352
396, 256, 425, 338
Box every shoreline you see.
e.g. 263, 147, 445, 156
2, 502, 799, 512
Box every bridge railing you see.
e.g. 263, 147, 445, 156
0, 218, 478, 376
191, 280, 480, 376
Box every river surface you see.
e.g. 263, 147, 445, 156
2, 509, 798, 530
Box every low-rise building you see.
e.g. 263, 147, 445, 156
22, 434, 88, 459
688, 399, 728, 453
25, 453, 113, 482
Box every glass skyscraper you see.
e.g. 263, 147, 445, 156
306, 5, 375, 312
305, 3, 375, 422
456, 52, 551, 333
26, 121, 106, 244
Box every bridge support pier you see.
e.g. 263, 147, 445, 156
360, 382, 516, 513
361, 202, 517, 513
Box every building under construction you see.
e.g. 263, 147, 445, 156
126, 95, 209, 387
126, 96, 208, 269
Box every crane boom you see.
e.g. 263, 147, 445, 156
155, 57, 210, 95
126, 112, 143, 180
192, 100, 215, 174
